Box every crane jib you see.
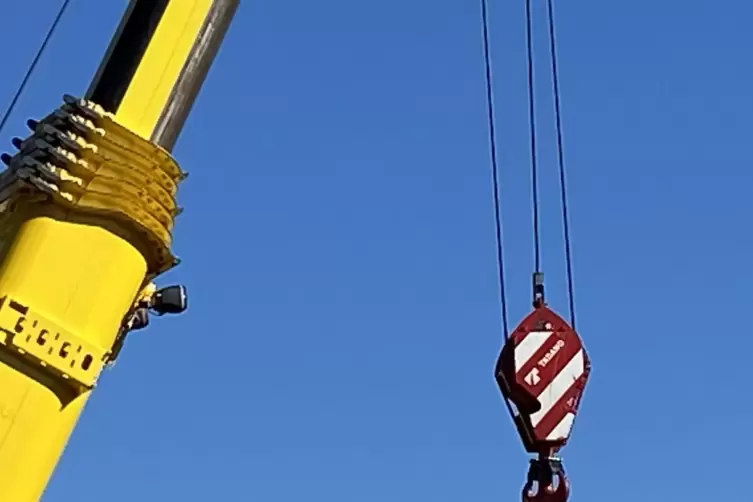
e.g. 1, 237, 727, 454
0, 1, 239, 499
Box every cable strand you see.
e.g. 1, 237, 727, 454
480, 0, 520, 425
0, 0, 71, 136
480, 0, 510, 342
545, 0, 576, 328
525, 0, 542, 274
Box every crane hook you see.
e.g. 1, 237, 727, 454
522, 456, 570, 502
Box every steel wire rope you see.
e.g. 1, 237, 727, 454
0, 0, 72, 137
480, 0, 523, 426
480, 0, 510, 343
545, 0, 577, 328
524, 0, 542, 274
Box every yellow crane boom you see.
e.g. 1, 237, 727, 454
0, 1, 238, 499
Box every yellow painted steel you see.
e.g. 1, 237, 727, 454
118, 0, 213, 138
0, 1, 213, 500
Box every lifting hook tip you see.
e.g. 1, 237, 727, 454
521, 457, 569, 502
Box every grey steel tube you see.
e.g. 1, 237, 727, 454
151, 0, 240, 150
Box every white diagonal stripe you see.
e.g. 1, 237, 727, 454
514, 331, 552, 372
546, 413, 575, 441
530, 349, 584, 427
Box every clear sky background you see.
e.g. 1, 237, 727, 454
1, 1, 751, 500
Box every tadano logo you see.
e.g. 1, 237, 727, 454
524, 368, 540, 386
538, 339, 565, 368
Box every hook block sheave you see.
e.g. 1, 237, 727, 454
495, 306, 590, 455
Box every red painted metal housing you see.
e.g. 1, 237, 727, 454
495, 306, 590, 454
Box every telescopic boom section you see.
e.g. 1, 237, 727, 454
0, 1, 237, 500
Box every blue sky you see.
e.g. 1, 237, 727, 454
2, 0, 751, 500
